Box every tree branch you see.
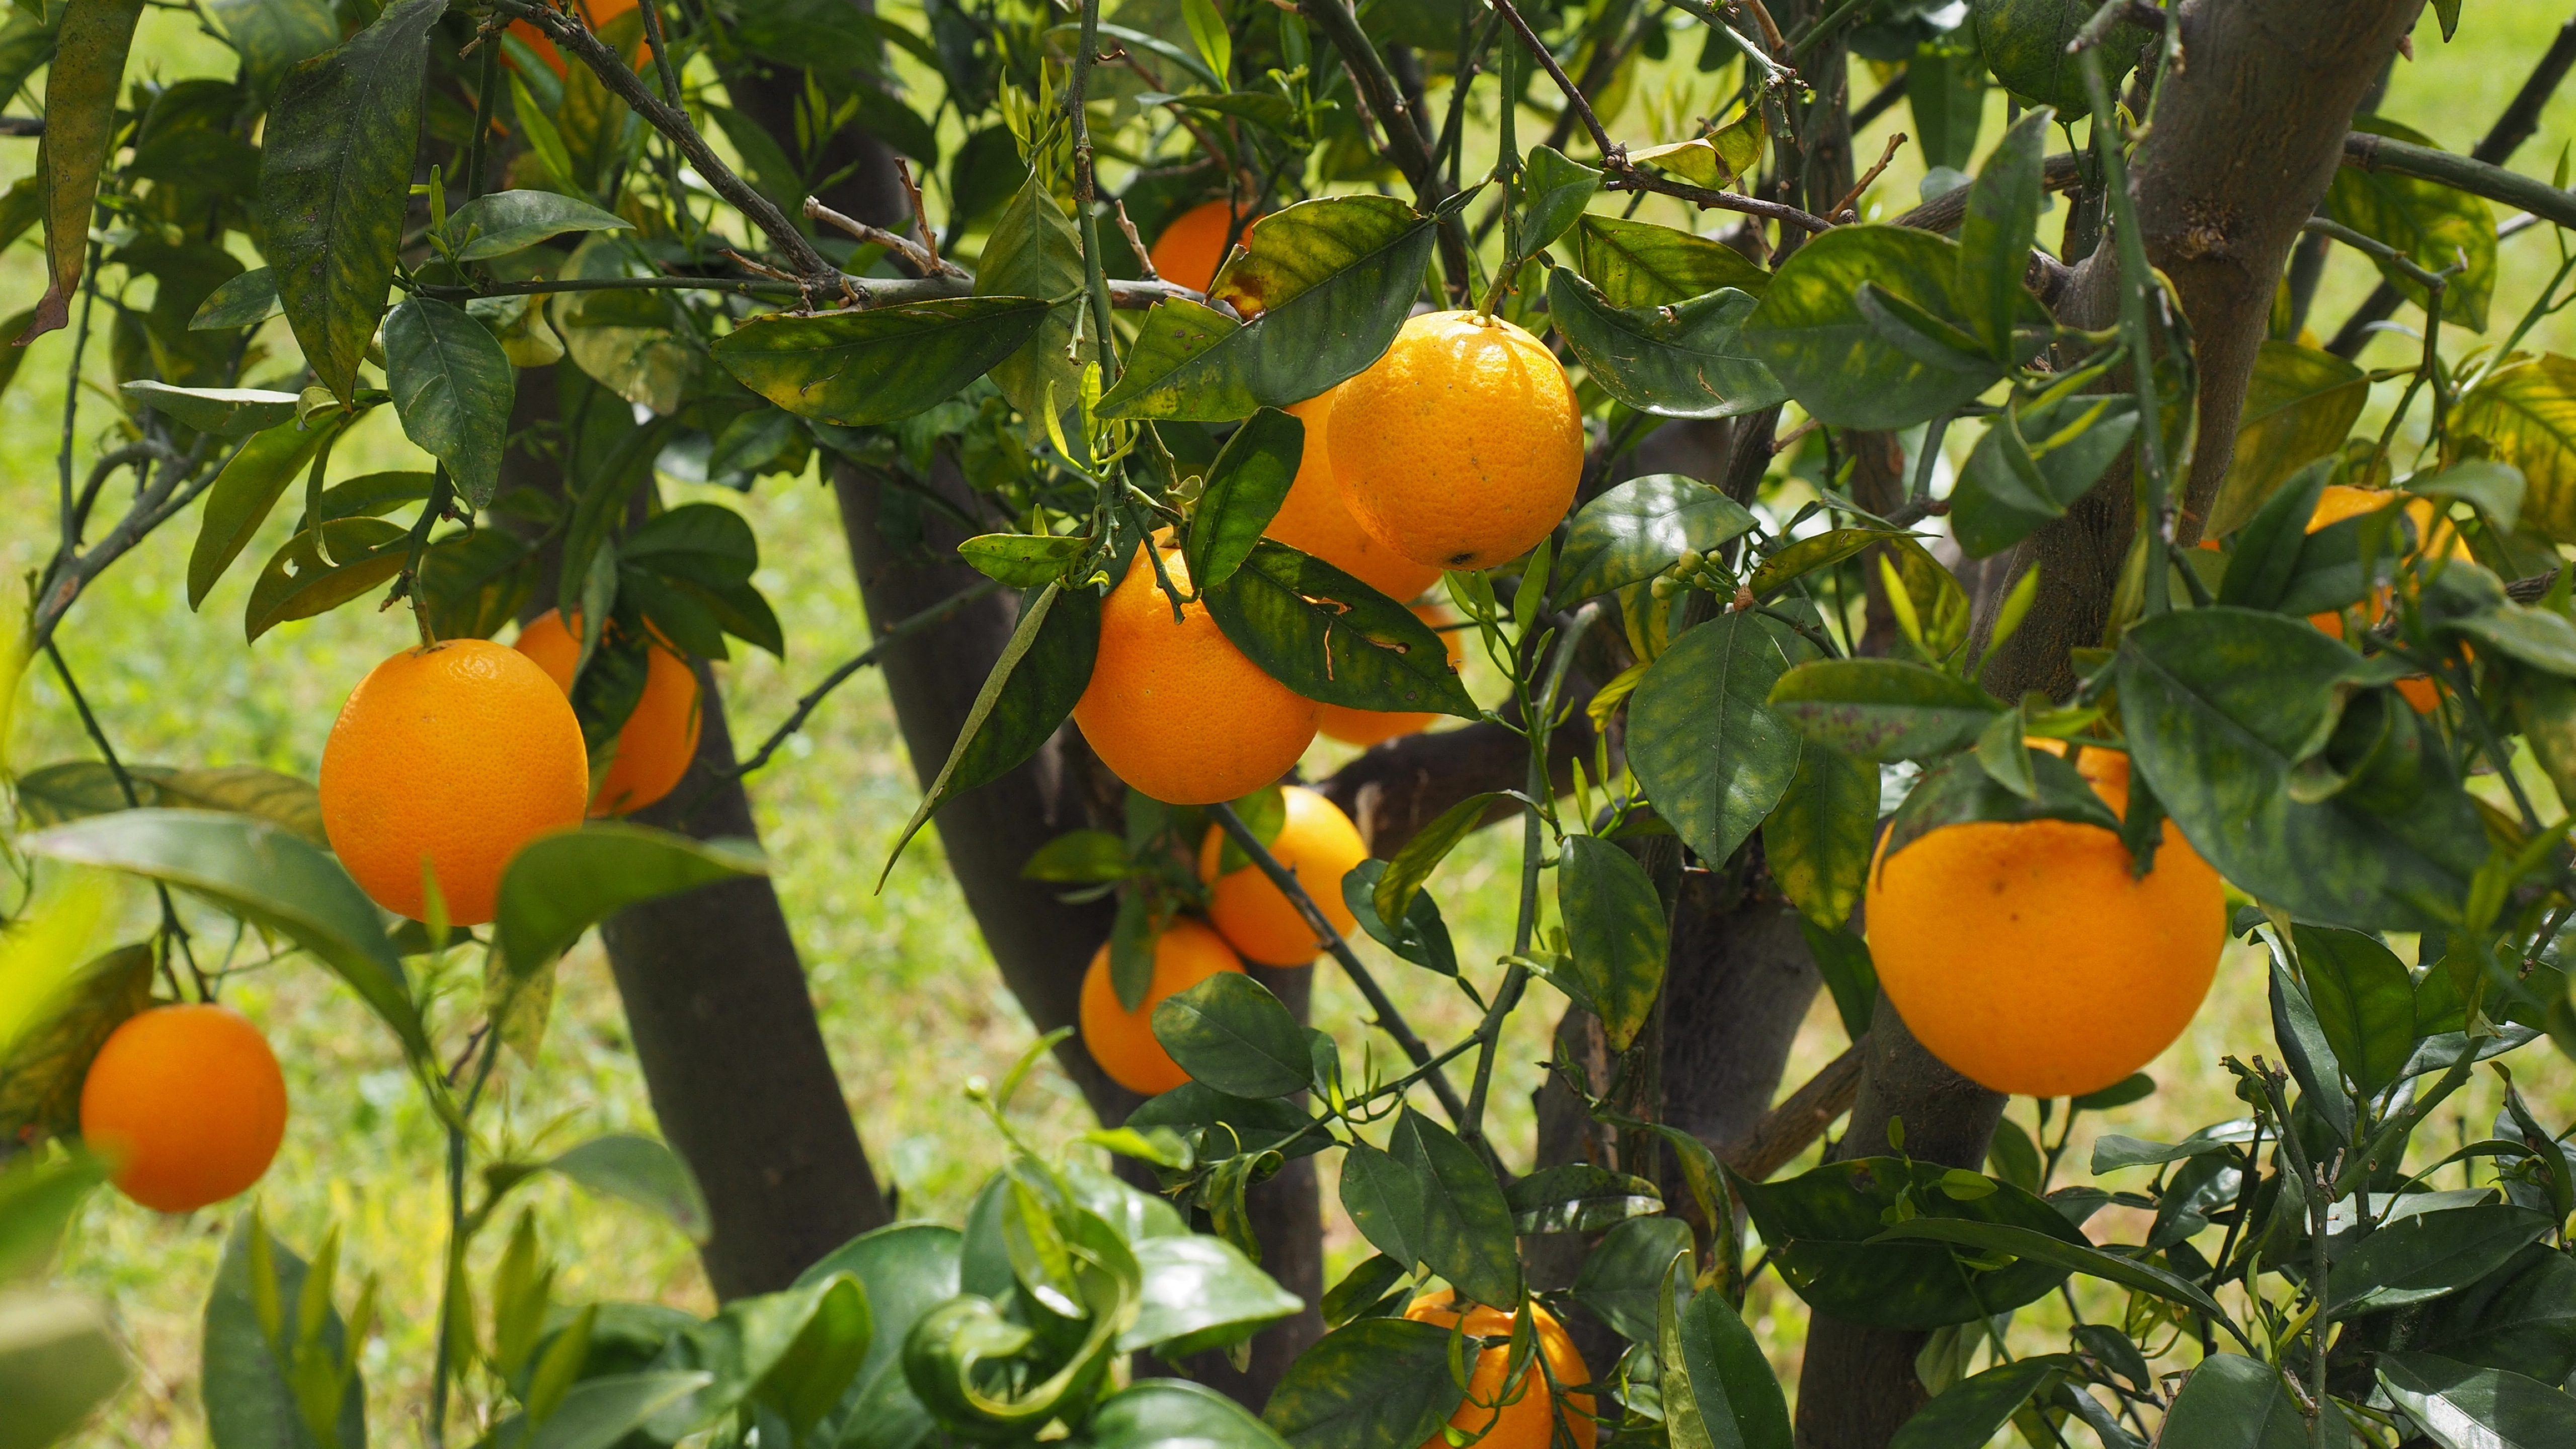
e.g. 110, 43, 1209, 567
2339, 128, 2576, 233
1297, 0, 1474, 298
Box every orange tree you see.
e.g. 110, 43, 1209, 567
8, 0, 2576, 1445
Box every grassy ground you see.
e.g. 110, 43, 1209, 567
6, 5, 2576, 1445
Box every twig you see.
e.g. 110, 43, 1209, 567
1720, 1040, 1866, 1179
1111, 199, 1158, 280
894, 157, 944, 273
1490, 0, 1619, 163
1298, 0, 1474, 297
2340, 128, 2576, 233
1067, 0, 1124, 381
1601, 168, 1836, 232
804, 196, 963, 278
1828, 131, 1908, 222
1890, 150, 2087, 231
44, 642, 205, 1002
1205, 802, 1473, 1129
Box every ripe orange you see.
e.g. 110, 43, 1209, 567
1072, 548, 1318, 805
318, 639, 589, 926
1195, 785, 1369, 964
1864, 743, 2224, 1098
1077, 919, 1247, 1095
1328, 310, 1584, 572
1149, 199, 1244, 295
513, 611, 703, 816
1316, 604, 1465, 747
80, 1004, 287, 1213
1265, 391, 1444, 604
1402, 1294, 1596, 1449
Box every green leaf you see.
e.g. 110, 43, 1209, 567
542, 1135, 713, 1244
1576, 1215, 1692, 1344
1342, 859, 1459, 976
1763, 745, 1879, 930
1387, 1108, 1519, 1308
2116, 607, 2486, 931
2294, 925, 2417, 1096
2379, 1353, 2576, 1449
2412, 459, 2527, 534
21, 0, 142, 340
2270, 953, 2356, 1142
205, 0, 338, 99
716, 299, 1051, 428
0, 1290, 130, 1449
12, 762, 324, 844
202, 1217, 364, 1449
1629, 612, 1803, 868
2219, 459, 2336, 610
1547, 273, 1786, 420
1262, 1317, 1466, 1449
2089, 1121, 2253, 1173
1736, 1158, 2090, 1331
1801, 919, 1879, 1040
1768, 658, 2002, 761
1129, 1082, 1323, 1161
1338, 1137, 1428, 1278
492, 825, 766, 977
1955, 107, 2053, 362
1747, 527, 1905, 599
118, 383, 302, 437
1970, 0, 2150, 112
1122, 1233, 1302, 1358
791, 1223, 960, 1449
1890, 1355, 2071, 1449
1575, 213, 1770, 309
2456, 355, 2576, 544
1554, 474, 1759, 606
1202, 540, 1476, 714
1555, 834, 1667, 1051
2410, 1247, 2576, 1385
1742, 225, 2046, 430
383, 297, 516, 508
187, 421, 341, 614
191, 268, 282, 331
882, 582, 1100, 881
1517, 146, 1600, 262
1370, 792, 1498, 929
1907, 41, 1985, 173
1880, 748, 2120, 864
1661, 1266, 1791, 1449
2330, 117, 2499, 332
1186, 408, 1304, 590
2157, 1354, 2316, 1448
446, 190, 630, 261
243, 520, 410, 642
1101, 197, 1438, 420
485, 1373, 714, 1449
256, 0, 444, 401
2206, 341, 2372, 538
1868, 1217, 2250, 1348
0, 945, 150, 1150
23, 811, 433, 1074
2327, 1206, 2555, 1317
1505, 1165, 1661, 1236
1150, 972, 1312, 1098
1950, 393, 2140, 557
1095, 1379, 1292, 1449
977, 169, 1089, 436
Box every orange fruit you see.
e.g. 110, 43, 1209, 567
2306, 485, 2462, 713
1401, 1294, 1596, 1449
1195, 785, 1369, 964
1265, 390, 1444, 604
319, 639, 589, 926
1072, 548, 1318, 805
1864, 742, 2224, 1098
1149, 199, 1244, 295
80, 1004, 287, 1213
1328, 310, 1584, 572
514, 611, 703, 816
508, 0, 643, 78
1077, 919, 1247, 1094
1316, 604, 1465, 746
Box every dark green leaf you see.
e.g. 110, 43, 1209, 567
1763, 744, 1879, 929
485, 1373, 713, 1449
1389, 1107, 1520, 1308
1556, 834, 1667, 1051
1869, 1217, 2249, 1347
1203, 540, 1476, 714
191, 268, 281, 332
1746, 527, 1905, 598
2413, 459, 2528, 534
1970, 0, 2149, 112
202, 1216, 364, 1449
256, 0, 444, 400
2379, 1352, 2576, 1449
1880, 749, 2120, 863
1768, 658, 2002, 761
0, 946, 151, 1149
1151, 973, 1312, 1098
1736, 1158, 2089, 1330
1573, 1215, 1692, 1344
1629, 612, 1802, 867
186, 414, 340, 612
493, 826, 767, 978
793, 1223, 960, 1449
2206, 342, 2371, 537
1505, 1165, 1661, 1236
1517, 146, 1601, 262
1128, 1082, 1323, 1160
446, 189, 630, 261
1552, 473, 1757, 605
1262, 1317, 1465, 1449
206, 0, 338, 98
2218, 458, 2335, 610
1575, 213, 1771, 309
1890, 1355, 2071, 1449
2295, 925, 2417, 1097
2148, 1354, 2311, 1449
1950, 393, 2140, 557
1663, 1266, 1792, 1449
12, 762, 325, 844
1336, 1138, 1426, 1281
1342, 858, 1458, 976
716, 299, 1050, 427
383, 297, 515, 508
1955, 107, 2053, 361
118, 383, 301, 437
2411, 1247, 2576, 1384
0, 1289, 129, 1448
1187, 408, 1304, 589
243, 520, 409, 642
1370, 792, 1499, 930
543, 1135, 712, 1243
1546, 273, 1786, 419
2088, 1120, 2252, 1173
2327, 1206, 2554, 1318
1094, 1379, 1293, 1449
1801, 919, 1879, 1040
1125, 1232, 1303, 1358
976, 169, 1089, 433
22, 0, 142, 339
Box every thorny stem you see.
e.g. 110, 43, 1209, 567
1205, 802, 1474, 1130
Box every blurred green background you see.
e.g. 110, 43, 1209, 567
7, 4, 2576, 1441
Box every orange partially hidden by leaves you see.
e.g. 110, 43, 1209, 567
507, 0, 641, 78
1329, 311, 1584, 572
1196, 785, 1369, 965
1077, 919, 1246, 1095
1073, 548, 1318, 805
1317, 604, 1465, 747
1148, 199, 1245, 295
2307, 484, 2464, 713
80, 1004, 287, 1214
319, 639, 589, 925
1265, 390, 1444, 604
1401, 1294, 1596, 1449
514, 612, 704, 816
1865, 743, 2224, 1099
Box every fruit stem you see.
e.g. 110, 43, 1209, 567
398, 467, 456, 651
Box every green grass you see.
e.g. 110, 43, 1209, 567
6, 6, 2576, 1444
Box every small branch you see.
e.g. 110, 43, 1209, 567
1298, 0, 1474, 298
894, 158, 943, 274
1067, 0, 1124, 381
0, 115, 42, 136
2341, 129, 2576, 233
805, 196, 964, 278
2301, 215, 2449, 293
1828, 130, 1908, 222
1719, 1039, 1866, 1179
410, 270, 1232, 315
1491, 0, 1619, 162
1852, 67, 1906, 128
1601, 168, 1835, 233
1111, 200, 1159, 280
1890, 150, 2087, 231
1205, 802, 1473, 1129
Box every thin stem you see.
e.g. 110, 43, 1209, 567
2078, 27, 2171, 613
1599, 168, 1835, 233
633, 0, 690, 219
397, 468, 455, 650
1068, 0, 1124, 383
1298, 0, 1473, 299
461, 23, 501, 203
1205, 802, 1473, 1129
43, 640, 204, 1000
